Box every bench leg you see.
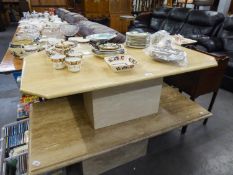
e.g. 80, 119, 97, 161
203, 90, 219, 125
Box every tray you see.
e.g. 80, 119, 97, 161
104, 55, 137, 72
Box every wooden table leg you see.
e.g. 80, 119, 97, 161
203, 90, 219, 125
181, 125, 188, 135
181, 96, 195, 134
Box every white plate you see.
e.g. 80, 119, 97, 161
126, 43, 148, 49
126, 32, 150, 38
69, 37, 90, 43
87, 33, 117, 41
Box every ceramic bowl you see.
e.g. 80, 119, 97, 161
63, 41, 76, 48
50, 54, 66, 70
53, 45, 71, 55
24, 45, 38, 53
65, 57, 82, 73
9, 45, 25, 58
60, 24, 79, 37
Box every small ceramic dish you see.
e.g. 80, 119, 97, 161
45, 46, 56, 56
65, 57, 82, 73
53, 46, 71, 55
24, 45, 38, 53
98, 43, 120, 51
55, 42, 68, 49
46, 38, 65, 46
68, 37, 90, 43
104, 55, 137, 72
67, 49, 83, 58
55, 41, 75, 51
63, 41, 76, 48
9, 43, 25, 58
50, 54, 66, 70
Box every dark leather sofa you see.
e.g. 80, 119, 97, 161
129, 7, 233, 93
129, 7, 224, 37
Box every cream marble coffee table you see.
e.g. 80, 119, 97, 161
21, 44, 217, 129
28, 85, 212, 175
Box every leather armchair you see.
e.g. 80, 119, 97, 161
179, 10, 224, 40
192, 16, 233, 92
160, 8, 191, 35
129, 7, 171, 33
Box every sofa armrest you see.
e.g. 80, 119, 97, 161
188, 46, 229, 63
132, 12, 152, 28
197, 37, 224, 52
135, 12, 152, 21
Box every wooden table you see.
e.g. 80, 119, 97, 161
0, 49, 23, 74
29, 85, 212, 175
0, 26, 23, 74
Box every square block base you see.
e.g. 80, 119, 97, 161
82, 140, 148, 175
84, 78, 162, 129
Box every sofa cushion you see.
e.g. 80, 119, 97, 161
128, 27, 156, 33
65, 14, 88, 24
160, 8, 191, 35
58, 9, 70, 20
63, 12, 77, 22
78, 21, 125, 43
179, 10, 224, 39
131, 12, 152, 29
150, 7, 171, 32
55, 8, 62, 17
197, 37, 224, 52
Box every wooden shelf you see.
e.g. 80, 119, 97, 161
29, 85, 212, 175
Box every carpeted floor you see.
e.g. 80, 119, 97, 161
0, 24, 19, 130
0, 25, 233, 175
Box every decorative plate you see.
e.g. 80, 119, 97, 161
92, 48, 125, 58
104, 55, 137, 72
98, 43, 120, 50
87, 33, 117, 41
68, 37, 90, 43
